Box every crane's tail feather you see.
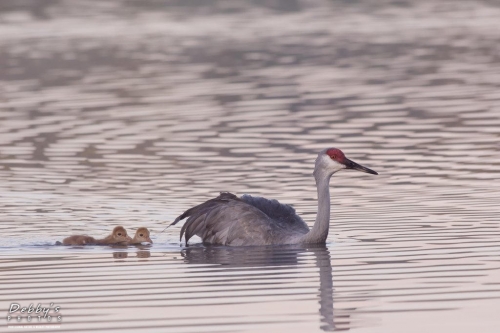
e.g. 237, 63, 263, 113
171, 192, 240, 244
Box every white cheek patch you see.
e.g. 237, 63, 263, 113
315, 153, 346, 176
327, 158, 346, 173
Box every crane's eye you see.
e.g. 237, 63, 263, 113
140, 234, 144, 237
117, 233, 122, 236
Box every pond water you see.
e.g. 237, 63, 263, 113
1, 0, 500, 332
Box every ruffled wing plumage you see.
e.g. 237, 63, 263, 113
170, 192, 309, 246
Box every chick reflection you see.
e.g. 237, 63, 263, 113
181, 245, 346, 331
113, 251, 128, 259
111, 250, 151, 259
136, 250, 151, 258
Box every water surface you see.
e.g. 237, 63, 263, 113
1, 0, 500, 332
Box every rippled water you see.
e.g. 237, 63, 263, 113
1, 0, 500, 332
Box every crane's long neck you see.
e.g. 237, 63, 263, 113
302, 171, 331, 244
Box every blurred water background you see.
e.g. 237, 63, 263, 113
1, 0, 500, 332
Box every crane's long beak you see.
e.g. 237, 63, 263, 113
345, 158, 378, 175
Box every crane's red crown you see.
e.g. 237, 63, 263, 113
326, 148, 347, 163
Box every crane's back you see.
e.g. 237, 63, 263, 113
171, 192, 310, 246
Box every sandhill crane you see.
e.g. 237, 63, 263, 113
170, 148, 377, 246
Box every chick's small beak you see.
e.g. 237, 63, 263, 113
345, 158, 378, 175
126, 235, 133, 241
146, 237, 153, 244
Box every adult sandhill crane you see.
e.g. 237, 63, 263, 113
170, 148, 377, 246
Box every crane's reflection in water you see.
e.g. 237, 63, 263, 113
181, 245, 343, 332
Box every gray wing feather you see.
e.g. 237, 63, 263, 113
172, 192, 236, 241
241, 194, 309, 233
171, 192, 309, 246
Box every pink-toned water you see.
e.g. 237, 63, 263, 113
1, 0, 500, 332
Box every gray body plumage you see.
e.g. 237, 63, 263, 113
170, 192, 310, 246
